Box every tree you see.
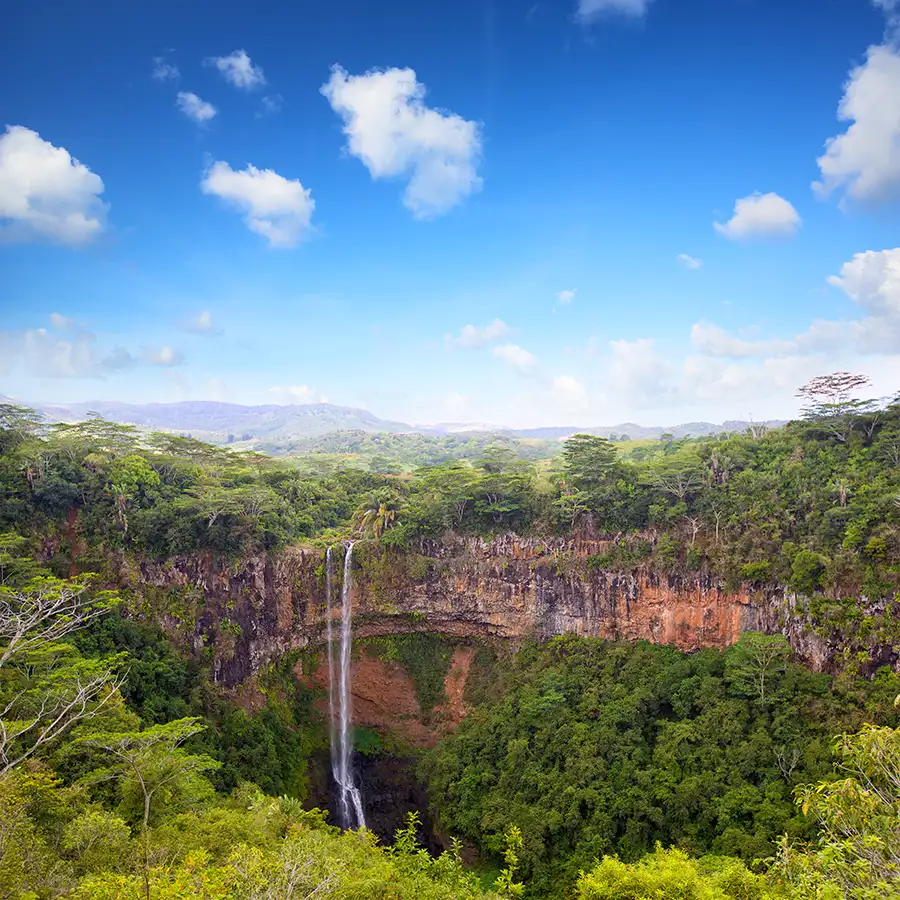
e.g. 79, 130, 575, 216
554, 489, 590, 529
78, 717, 220, 899
494, 826, 525, 899
354, 489, 403, 538
78, 717, 219, 833
648, 453, 704, 501
0, 403, 44, 454
109, 455, 161, 533
796, 372, 875, 443
576, 847, 777, 900
0, 568, 123, 776
562, 435, 618, 494
774, 715, 900, 899
725, 632, 790, 704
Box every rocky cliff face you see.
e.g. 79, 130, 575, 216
117, 533, 855, 689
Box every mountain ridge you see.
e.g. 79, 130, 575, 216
5, 398, 786, 443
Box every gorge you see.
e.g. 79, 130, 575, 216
120, 531, 897, 748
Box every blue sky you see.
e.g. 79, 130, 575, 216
1, 0, 899, 427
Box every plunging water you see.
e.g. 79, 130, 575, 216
326, 542, 365, 830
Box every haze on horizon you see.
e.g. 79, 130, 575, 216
2, 0, 900, 429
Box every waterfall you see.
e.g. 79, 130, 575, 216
326, 542, 366, 830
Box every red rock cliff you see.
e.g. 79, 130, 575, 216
117, 533, 857, 693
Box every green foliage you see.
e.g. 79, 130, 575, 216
773, 715, 900, 899
494, 826, 525, 899
424, 636, 900, 898
3, 772, 501, 900
575, 847, 782, 900
725, 633, 791, 705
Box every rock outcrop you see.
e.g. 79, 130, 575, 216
117, 533, 854, 691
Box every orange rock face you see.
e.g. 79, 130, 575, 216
125, 533, 839, 699
300, 646, 477, 747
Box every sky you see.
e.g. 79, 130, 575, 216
1, 0, 899, 428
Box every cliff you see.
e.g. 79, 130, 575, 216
118, 533, 883, 681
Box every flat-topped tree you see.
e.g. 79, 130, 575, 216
796, 371, 878, 442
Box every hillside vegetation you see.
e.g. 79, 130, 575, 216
2, 376, 900, 898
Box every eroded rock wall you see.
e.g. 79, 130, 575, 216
112, 533, 845, 691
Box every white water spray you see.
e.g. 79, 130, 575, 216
326, 542, 365, 830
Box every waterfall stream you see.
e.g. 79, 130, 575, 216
326, 542, 366, 830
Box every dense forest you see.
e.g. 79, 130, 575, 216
2, 375, 900, 898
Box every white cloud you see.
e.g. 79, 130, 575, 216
200, 161, 315, 248
551, 375, 587, 403
259, 95, 282, 117
608, 337, 675, 405
445, 319, 510, 348
142, 346, 184, 367
176, 91, 217, 124
714, 192, 801, 240
493, 343, 538, 374
828, 247, 900, 352
268, 385, 326, 404
181, 310, 222, 335
576, 0, 652, 23
688, 247, 900, 361
557, 289, 576, 304
0, 126, 106, 245
689, 321, 845, 358
152, 57, 179, 82
0, 326, 134, 378
321, 65, 482, 218
49, 312, 78, 331
206, 49, 266, 90
828, 247, 900, 318
677, 253, 703, 269
814, 44, 900, 204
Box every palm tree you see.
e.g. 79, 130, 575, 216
354, 492, 401, 538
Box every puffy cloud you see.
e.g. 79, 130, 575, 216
321, 65, 482, 218
49, 312, 78, 331
0, 326, 130, 378
689, 248, 900, 361
176, 92, 217, 124
551, 375, 587, 403
1, 310, 188, 378
0, 126, 106, 245
714, 192, 801, 240
142, 346, 184, 367
576, 0, 652, 22
493, 343, 538, 374
206, 49, 266, 90
181, 310, 222, 335
677, 253, 703, 269
828, 247, 900, 352
152, 57, 179, 82
828, 247, 900, 318
200, 161, 315, 248
556, 289, 576, 304
814, 44, 900, 204
608, 337, 675, 405
445, 319, 510, 348
268, 385, 326, 404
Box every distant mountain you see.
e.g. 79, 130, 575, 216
512, 420, 786, 441
10, 399, 786, 446
29, 400, 412, 441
